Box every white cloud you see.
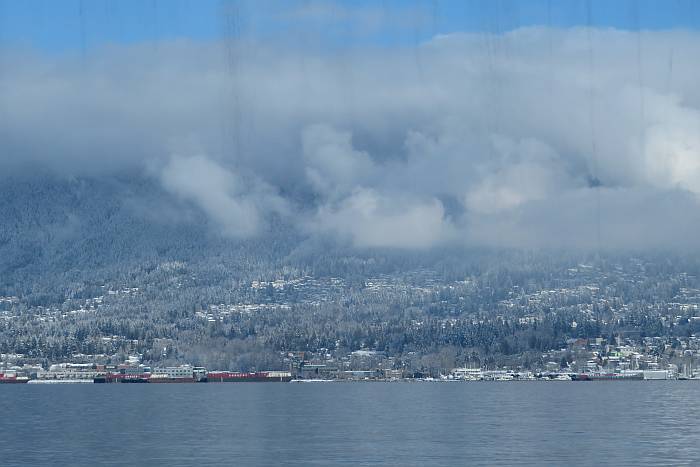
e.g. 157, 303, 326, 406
5, 26, 700, 249
465, 137, 571, 214
313, 188, 453, 249
302, 123, 375, 198
642, 97, 700, 194
160, 155, 287, 238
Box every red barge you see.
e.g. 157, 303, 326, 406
206, 371, 292, 382
93, 369, 292, 383
0, 374, 30, 384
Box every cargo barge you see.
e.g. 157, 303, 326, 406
571, 372, 644, 381
206, 371, 292, 383
92, 369, 292, 383
148, 375, 195, 383
94, 374, 150, 383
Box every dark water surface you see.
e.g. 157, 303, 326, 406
1, 381, 698, 466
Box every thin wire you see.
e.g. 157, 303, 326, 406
632, 1, 646, 147
220, 0, 242, 162
585, 0, 601, 256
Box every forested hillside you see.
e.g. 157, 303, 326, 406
2, 175, 700, 372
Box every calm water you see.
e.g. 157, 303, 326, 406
1, 381, 699, 466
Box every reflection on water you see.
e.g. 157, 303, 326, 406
1, 382, 699, 466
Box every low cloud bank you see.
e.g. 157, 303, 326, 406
3, 26, 700, 249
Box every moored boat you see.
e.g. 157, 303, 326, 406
206, 371, 292, 382
94, 373, 149, 383
572, 372, 644, 381
0, 374, 30, 384
148, 374, 195, 383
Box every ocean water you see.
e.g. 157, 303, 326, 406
1, 381, 698, 466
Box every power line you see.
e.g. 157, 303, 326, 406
585, 0, 601, 255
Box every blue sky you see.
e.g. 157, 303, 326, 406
1, 0, 699, 53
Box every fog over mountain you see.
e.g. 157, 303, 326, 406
5, 1, 700, 390
3, 25, 700, 252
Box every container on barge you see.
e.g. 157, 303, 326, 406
206, 371, 292, 382
571, 372, 644, 381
